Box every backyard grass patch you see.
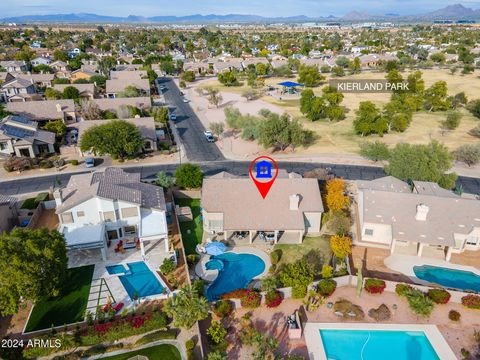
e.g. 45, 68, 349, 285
101, 344, 181, 360
175, 197, 202, 255
25, 265, 95, 332
20, 192, 49, 210
274, 235, 332, 269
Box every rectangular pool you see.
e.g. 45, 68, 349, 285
320, 329, 440, 360
109, 261, 165, 300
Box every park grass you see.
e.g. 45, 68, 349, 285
25, 265, 95, 332
274, 235, 332, 269
175, 198, 203, 255
195, 69, 480, 155
101, 344, 181, 360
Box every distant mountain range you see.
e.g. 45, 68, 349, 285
2, 4, 480, 24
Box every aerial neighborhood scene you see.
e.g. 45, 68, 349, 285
2, 0, 480, 359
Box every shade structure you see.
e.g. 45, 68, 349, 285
205, 241, 227, 255
278, 81, 304, 87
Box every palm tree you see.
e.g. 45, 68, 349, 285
164, 286, 209, 329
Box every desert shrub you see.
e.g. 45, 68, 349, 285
213, 300, 233, 318
448, 310, 461, 321
70, 159, 79, 166
269, 264, 276, 273
405, 288, 434, 317
3, 156, 32, 172
39, 159, 53, 169
160, 258, 176, 275
185, 338, 195, 360
321, 264, 333, 279
317, 279, 337, 297
221, 289, 248, 300
270, 249, 282, 265
364, 278, 386, 294
187, 254, 200, 265
240, 290, 261, 308
461, 294, 480, 309
265, 291, 283, 308
395, 283, 413, 297
427, 289, 451, 304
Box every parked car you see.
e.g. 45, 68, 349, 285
85, 157, 95, 168
204, 131, 215, 142
170, 113, 177, 120
258, 231, 276, 241
182, 97, 189, 103
159, 85, 166, 91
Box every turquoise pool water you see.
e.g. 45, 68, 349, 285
320, 329, 440, 360
206, 259, 224, 271
117, 261, 164, 300
414, 265, 480, 293
205, 252, 265, 301
106, 264, 127, 275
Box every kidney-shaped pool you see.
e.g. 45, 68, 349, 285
413, 265, 480, 293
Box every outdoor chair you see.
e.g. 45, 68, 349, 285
334, 311, 344, 317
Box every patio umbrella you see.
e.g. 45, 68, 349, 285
205, 241, 227, 255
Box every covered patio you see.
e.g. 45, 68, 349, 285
61, 223, 108, 261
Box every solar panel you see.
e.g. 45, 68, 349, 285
10, 115, 35, 126
1, 124, 35, 139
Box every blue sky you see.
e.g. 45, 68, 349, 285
4, 0, 480, 17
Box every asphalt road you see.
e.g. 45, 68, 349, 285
156, 77, 225, 162
1, 161, 479, 196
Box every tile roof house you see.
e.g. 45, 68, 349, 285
14, 72, 55, 87
0, 115, 55, 158
355, 176, 480, 261
0, 77, 38, 103
92, 97, 152, 113
6, 99, 76, 124
110, 70, 148, 80
0, 194, 19, 233
54, 83, 97, 100
50, 60, 70, 79
201, 170, 324, 244
0, 61, 28, 73
54, 167, 169, 260
76, 117, 157, 154
106, 78, 150, 98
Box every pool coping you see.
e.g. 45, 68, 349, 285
304, 322, 456, 360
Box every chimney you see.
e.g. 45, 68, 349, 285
53, 188, 63, 207
56, 103, 62, 112
415, 203, 429, 221
289, 194, 300, 211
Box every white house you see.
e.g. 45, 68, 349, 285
54, 168, 169, 261
355, 176, 480, 261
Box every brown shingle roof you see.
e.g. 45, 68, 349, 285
106, 78, 149, 93
92, 97, 151, 112
6, 100, 75, 121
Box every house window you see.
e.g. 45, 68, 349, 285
0, 142, 7, 150
467, 237, 479, 246
103, 211, 115, 222
364, 228, 374, 236
77, 211, 85, 217
208, 220, 223, 230
124, 226, 137, 235
61, 212, 73, 224
107, 230, 118, 240
121, 207, 138, 218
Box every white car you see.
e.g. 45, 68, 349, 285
204, 131, 215, 142
182, 98, 189, 103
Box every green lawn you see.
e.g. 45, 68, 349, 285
175, 198, 203, 255
274, 235, 332, 269
25, 265, 95, 332
20, 192, 49, 210
101, 344, 181, 360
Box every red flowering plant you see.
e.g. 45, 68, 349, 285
427, 289, 451, 304
221, 288, 248, 300
364, 278, 386, 294
240, 290, 262, 308
461, 294, 480, 309
265, 290, 283, 308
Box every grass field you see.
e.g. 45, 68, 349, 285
101, 344, 181, 360
274, 235, 332, 269
175, 198, 203, 255
25, 265, 95, 332
196, 69, 480, 155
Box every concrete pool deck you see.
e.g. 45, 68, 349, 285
385, 254, 480, 278
195, 246, 271, 283
304, 323, 456, 360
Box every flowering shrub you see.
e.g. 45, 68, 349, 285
317, 279, 337, 297
427, 289, 451, 304
265, 291, 283, 308
221, 288, 248, 300
364, 278, 386, 294
240, 290, 261, 308
213, 300, 233, 318
461, 294, 480, 309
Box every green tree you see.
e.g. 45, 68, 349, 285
442, 111, 462, 130
90, 75, 107, 87
53, 49, 68, 62
424, 81, 451, 112
218, 71, 239, 86
353, 101, 388, 136
79, 120, 144, 159
349, 57, 361, 74
453, 144, 480, 167
174, 163, 203, 189
430, 52, 446, 63
297, 64, 325, 87
43, 120, 67, 140
385, 141, 457, 189
278, 260, 314, 298
207, 320, 228, 347
467, 99, 480, 118
62, 86, 80, 101
155, 171, 175, 188
44, 88, 62, 100
331, 66, 345, 77
359, 141, 390, 162
209, 122, 225, 137
118, 86, 141, 98
151, 106, 169, 123
257, 111, 306, 151
98, 56, 116, 76
0, 228, 68, 316
181, 70, 196, 83
163, 286, 208, 329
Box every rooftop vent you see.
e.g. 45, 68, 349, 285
415, 203, 429, 221
289, 194, 300, 211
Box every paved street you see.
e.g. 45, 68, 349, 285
156, 77, 225, 162
1, 160, 479, 196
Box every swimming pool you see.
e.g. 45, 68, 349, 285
205, 258, 224, 271
320, 329, 440, 360
205, 252, 265, 301
106, 264, 127, 275
413, 265, 480, 293
113, 261, 165, 300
